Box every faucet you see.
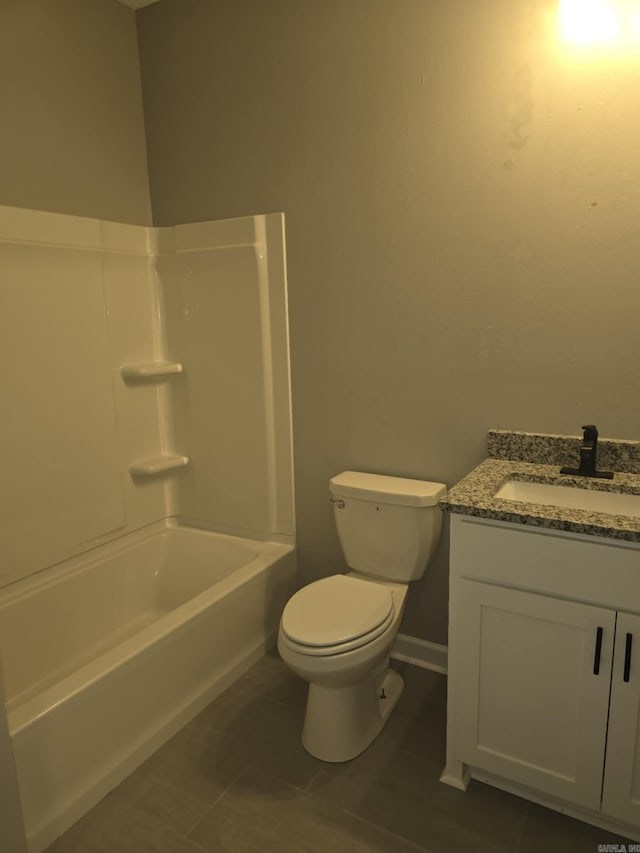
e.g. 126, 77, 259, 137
560, 424, 613, 480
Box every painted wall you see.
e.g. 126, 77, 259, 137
0, 0, 151, 225
137, 0, 640, 644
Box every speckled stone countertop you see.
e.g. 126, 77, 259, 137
440, 430, 640, 543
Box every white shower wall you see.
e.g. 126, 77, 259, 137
158, 214, 294, 539
0, 205, 294, 589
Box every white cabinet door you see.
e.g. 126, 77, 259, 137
602, 611, 640, 824
454, 579, 615, 810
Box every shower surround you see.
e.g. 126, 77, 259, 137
0, 205, 295, 851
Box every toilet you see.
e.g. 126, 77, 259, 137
278, 470, 446, 762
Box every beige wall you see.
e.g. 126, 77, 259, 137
0, 0, 151, 225
1, 0, 639, 645
135, 1, 640, 642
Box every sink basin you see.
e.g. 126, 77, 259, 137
494, 479, 640, 518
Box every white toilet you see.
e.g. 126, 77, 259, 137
278, 470, 446, 762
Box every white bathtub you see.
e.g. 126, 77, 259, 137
0, 521, 296, 853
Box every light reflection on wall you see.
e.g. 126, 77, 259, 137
558, 0, 640, 48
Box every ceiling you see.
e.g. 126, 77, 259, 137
116, 0, 160, 9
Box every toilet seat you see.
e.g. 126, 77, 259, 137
280, 574, 394, 656
280, 608, 394, 656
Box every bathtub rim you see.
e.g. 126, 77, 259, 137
4, 521, 294, 735
0, 517, 293, 606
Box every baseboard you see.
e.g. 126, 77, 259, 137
391, 633, 448, 674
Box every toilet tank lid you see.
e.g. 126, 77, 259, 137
330, 471, 447, 507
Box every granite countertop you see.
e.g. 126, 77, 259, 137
440, 430, 640, 543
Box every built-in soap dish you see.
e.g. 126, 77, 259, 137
129, 455, 189, 477
121, 362, 183, 382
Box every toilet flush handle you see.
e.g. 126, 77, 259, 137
329, 497, 345, 509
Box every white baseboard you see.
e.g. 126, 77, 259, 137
391, 633, 448, 674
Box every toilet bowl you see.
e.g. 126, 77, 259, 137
278, 574, 407, 762
278, 471, 446, 763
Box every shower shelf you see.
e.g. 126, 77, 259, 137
129, 455, 189, 477
121, 362, 183, 381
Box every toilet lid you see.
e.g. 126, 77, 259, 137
281, 574, 393, 648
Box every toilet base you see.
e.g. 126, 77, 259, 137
301, 664, 404, 762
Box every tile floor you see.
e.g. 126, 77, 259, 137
46, 652, 634, 853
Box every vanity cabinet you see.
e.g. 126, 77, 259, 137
601, 611, 640, 826
445, 514, 640, 836
455, 581, 615, 809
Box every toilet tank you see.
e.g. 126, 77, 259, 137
329, 471, 447, 582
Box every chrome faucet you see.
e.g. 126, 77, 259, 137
560, 425, 613, 480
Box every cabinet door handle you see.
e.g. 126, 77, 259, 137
593, 626, 604, 675
624, 633, 633, 683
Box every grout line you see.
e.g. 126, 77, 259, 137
302, 772, 432, 852
342, 805, 433, 853
265, 764, 432, 853
302, 766, 324, 793
184, 837, 213, 853
513, 800, 531, 853
182, 766, 245, 840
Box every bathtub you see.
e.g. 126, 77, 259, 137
0, 520, 296, 853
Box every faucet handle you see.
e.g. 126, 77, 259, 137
581, 424, 598, 441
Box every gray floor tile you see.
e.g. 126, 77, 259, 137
188, 767, 429, 853
376, 663, 448, 764
132, 723, 244, 809
46, 774, 211, 853
178, 652, 305, 747
183, 677, 324, 791
518, 802, 636, 853
51, 653, 636, 853
50, 831, 206, 853
308, 740, 528, 853
199, 649, 307, 713
255, 648, 310, 709
213, 696, 325, 789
